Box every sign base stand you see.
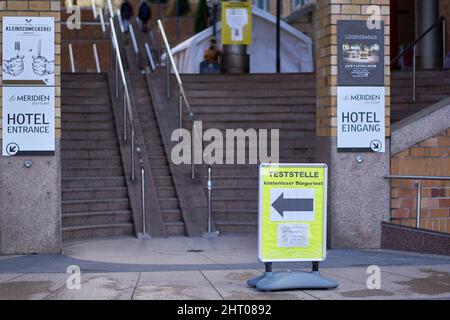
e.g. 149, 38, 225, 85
247, 262, 338, 292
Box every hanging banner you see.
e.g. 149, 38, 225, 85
2, 17, 55, 86
337, 20, 385, 86
221, 1, 252, 45
259, 164, 328, 262
337, 86, 386, 153
2, 86, 55, 156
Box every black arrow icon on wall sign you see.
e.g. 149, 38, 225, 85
271, 193, 314, 218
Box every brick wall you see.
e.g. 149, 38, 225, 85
391, 128, 450, 234
0, 0, 62, 139
315, 0, 391, 137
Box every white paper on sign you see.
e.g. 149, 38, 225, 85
226, 8, 248, 41
278, 224, 309, 248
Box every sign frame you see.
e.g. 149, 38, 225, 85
2, 16, 55, 86
258, 163, 328, 263
337, 86, 386, 153
221, 1, 252, 45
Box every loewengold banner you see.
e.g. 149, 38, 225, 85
2, 86, 55, 156
337, 20, 385, 87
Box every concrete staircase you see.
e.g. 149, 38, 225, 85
183, 73, 317, 233
130, 72, 186, 236
61, 73, 134, 240
391, 69, 450, 123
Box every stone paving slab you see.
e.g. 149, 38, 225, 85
0, 265, 447, 300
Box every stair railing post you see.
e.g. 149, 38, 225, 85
115, 54, 119, 98
141, 160, 146, 235
166, 54, 170, 98
207, 166, 212, 233
443, 19, 447, 69
413, 45, 417, 102
131, 130, 136, 181
415, 181, 422, 228
179, 88, 183, 140
190, 113, 195, 180
123, 94, 127, 142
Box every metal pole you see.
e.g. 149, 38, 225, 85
93, 43, 101, 73
166, 55, 170, 98
312, 261, 319, 272
416, 181, 421, 228
265, 262, 272, 273
207, 166, 212, 233
123, 94, 127, 142
141, 161, 146, 235
276, 0, 281, 73
69, 43, 75, 73
115, 54, 119, 98
191, 116, 195, 179
443, 19, 446, 68
413, 45, 417, 102
179, 89, 183, 139
131, 131, 136, 181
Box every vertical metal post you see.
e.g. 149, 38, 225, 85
93, 43, 101, 73
207, 166, 212, 233
415, 181, 422, 228
265, 262, 272, 273
166, 55, 170, 98
191, 116, 195, 179
141, 161, 146, 235
276, 0, 281, 73
443, 19, 447, 68
179, 89, 183, 139
131, 131, 136, 181
115, 55, 119, 98
413, 45, 417, 102
312, 261, 320, 272
123, 94, 127, 142
69, 43, 75, 73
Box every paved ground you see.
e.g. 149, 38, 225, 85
0, 235, 449, 300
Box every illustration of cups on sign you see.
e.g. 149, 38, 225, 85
2, 17, 55, 86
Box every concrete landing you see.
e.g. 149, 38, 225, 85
0, 235, 449, 300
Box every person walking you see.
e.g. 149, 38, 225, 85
120, 0, 133, 33
138, 0, 152, 33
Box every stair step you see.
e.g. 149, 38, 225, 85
62, 176, 126, 188
164, 222, 185, 236
62, 166, 124, 177
62, 187, 128, 201
62, 198, 130, 213
62, 210, 132, 227
62, 223, 134, 240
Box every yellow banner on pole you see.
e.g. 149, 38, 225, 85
259, 164, 328, 262
221, 1, 252, 45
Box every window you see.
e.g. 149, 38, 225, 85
253, 0, 270, 12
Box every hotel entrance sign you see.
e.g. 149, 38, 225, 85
338, 20, 385, 86
2, 86, 55, 156
337, 86, 386, 153
2, 17, 55, 86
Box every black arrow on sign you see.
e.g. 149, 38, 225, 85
271, 193, 314, 218
9, 145, 17, 154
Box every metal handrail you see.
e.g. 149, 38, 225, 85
157, 19, 216, 236
68, 43, 75, 73
110, 17, 136, 178
384, 175, 450, 229
144, 42, 156, 71
109, 16, 150, 237
93, 43, 101, 73
391, 16, 446, 102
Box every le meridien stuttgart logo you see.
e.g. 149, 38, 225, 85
9, 94, 51, 102
344, 94, 382, 104
170, 122, 280, 165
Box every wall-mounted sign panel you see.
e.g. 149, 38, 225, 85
338, 20, 385, 86
259, 164, 328, 262
337, 86, 385, 153
222, 1, 252, 45
2, 86, 55, 156
2, 17, 55, 86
